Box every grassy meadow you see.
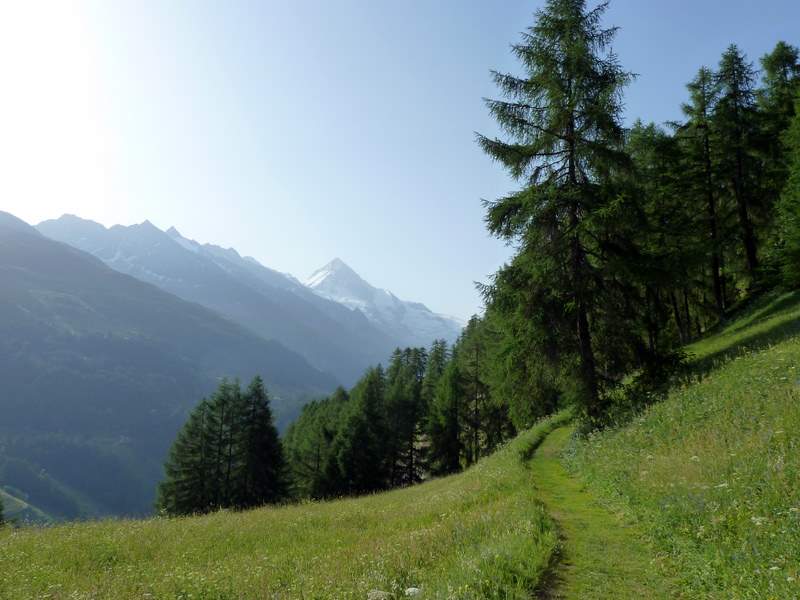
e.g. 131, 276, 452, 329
0, 414, 570, 600
568, 291, 800, 598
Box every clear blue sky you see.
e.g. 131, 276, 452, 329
1, 1, 798, 319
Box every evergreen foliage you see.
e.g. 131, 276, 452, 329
477, 0, 639, 424
778, 95, 800, 286
427, 361, 464, 476
713, 45, 762, 278
157, 377, 286, 516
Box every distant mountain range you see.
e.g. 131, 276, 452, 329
0, 211, 335, 520
0, 211, 463, 521
38, 215, 464, 383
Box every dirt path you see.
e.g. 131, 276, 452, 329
531, 426, 676, 599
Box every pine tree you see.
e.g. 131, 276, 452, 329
0, 492, 5, 526
478, 0, 633, 423
778, 94, 800, 286
427, 361, 464, 475
714, 45, 761, 278
157, 398, 214, 515
678, 67, 727, 316
157, 377, 288, 515
234, 376, 287, 508
334, 366, 390, 495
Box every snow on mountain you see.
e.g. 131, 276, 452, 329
36, 216, 397, 385
305, 258, 464, 347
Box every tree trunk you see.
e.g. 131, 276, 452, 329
703, 128, 725, 315
670, 291, 686, 343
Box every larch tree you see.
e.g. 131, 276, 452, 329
427, 361, 464, 476
157, 377, 288, 516
778, 93, 800, 286
477, 0, 633, 424
714, 45, 761, 278
233, 376, 287, 508
679, 67, 727, 316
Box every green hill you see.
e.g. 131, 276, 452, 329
1, 291, 799, 599
568, 290, 800, 598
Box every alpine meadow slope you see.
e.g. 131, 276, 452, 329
568, 291, 800, 598
0, 413, 569, 599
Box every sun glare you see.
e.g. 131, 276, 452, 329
0, 2, 109, 224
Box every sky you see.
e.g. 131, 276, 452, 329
0, 1, 798, 320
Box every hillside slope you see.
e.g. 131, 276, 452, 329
569, 291, 800, 598
0, 212, 336, 520
0, 414, 568, 599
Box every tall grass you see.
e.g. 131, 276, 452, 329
0, 413, 569, 600
568, 292, 800, 598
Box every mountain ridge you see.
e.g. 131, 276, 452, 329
0, 211, 336, 519
38, 215, 464, 382
305, 257, 464, 348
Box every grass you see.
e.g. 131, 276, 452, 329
530, 426, 676, 599
0, 413, 570, 600
567, 291, 800, 599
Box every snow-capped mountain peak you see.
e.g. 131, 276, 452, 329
305, 259, 463, 348
305, 258, 377, 302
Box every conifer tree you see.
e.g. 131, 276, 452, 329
714, 45, 761, 277
284, 388, 349, 498
0, 493, 5, 526
157, 377, 288, 516
679, 67, 727, 315
478, 0, 634, 423
422, 340, 449, 409
157, 399, 214, 515
427, 361, 464, 475
233, 376, 287, 508
778, 94, 800, 286
760, 42, 800, 137
333, 366, 390, 495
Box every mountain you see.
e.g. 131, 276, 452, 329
305, 258, 464, 348
0, 212, 336, 520
38, 216, 396, 385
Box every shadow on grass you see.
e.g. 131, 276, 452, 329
688, 290, 800, 379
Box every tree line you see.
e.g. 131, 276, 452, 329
476, 0, 800, 427
158, 0, 800, 513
